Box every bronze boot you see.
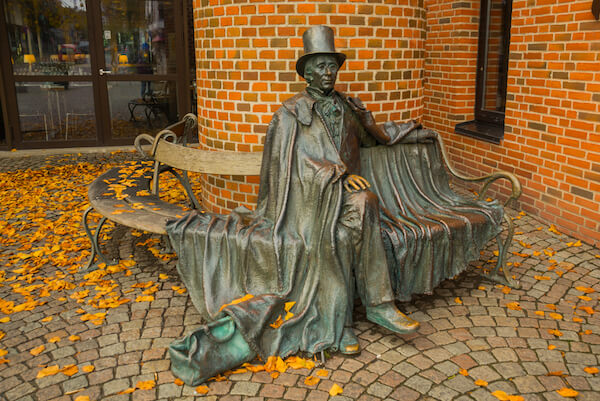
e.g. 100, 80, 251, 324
339, 327, 360, 355
365, 302, 419, 334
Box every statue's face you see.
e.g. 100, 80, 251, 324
306, 55, 339, 93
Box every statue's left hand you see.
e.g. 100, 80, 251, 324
344, 174, 371, 193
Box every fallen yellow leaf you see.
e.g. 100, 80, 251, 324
491, 390, 524, 401
0, 317, 10, 323
0, 349, 7, 357
62, 365, 78, 376
218, 294, 254, 312
578, 295, 592, 301
548, 344, 557, 350
37, 365, 60, 378
506, 302, 521, 311
284, 301, 296, 312
136, 380, 155, 390
535, 311, 545, 316
547, 371, 565, 376
316, 369, 329, 377
30, 345, 45, 356
174, 378, 184, 386
159, 273, 169, 280
579, 306, 595, 315
548, 329, 563, 337
584, 367, 599, 375
118, 388, 135, 394
455, 297, 462, 305
269, 315, 283, 329
196, 385, 209, 394
41, 316, 53, 322
534, 275, 551, 281
48, 336, 60, 343
304, 376, 320, 386
575, 286, 595, 294
502, 286, 511, 294
548, 313, 563, 320
459, 368, 468, 376
329, 383, 343, 396
82, 365, 94, 373
478, 286, 486, 291
556, 388, 578, 397
74, 397, 90, 401
135, 295, 154, 303
474, 379, 488, 386
69, 335, 80, 342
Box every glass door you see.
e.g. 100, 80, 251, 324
93, 0, 186, 144
3, 0, 98, 146
0, 0, 190, 148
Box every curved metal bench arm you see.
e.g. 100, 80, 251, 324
434, 132, 522, 207
433, 131, 521, 288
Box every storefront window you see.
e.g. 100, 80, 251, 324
4, 0, 91, 76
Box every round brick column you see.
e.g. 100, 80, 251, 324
194, 0, 426, 213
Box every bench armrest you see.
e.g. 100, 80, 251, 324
434, 132, 522, 206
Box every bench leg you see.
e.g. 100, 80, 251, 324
81, 207, 117, 271
485, 213, 520, 288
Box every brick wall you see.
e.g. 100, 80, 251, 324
192, 0, 600, 246
193, 0, 426, 213
422, 0, 600, 246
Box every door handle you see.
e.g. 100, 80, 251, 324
99, 69, 112, 76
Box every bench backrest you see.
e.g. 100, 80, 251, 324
154, 139, 263, 175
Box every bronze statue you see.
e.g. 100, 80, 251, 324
167, 26, 506, 385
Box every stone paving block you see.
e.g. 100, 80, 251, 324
404, 375, 433, 393
428, 384, 459, 401
366, 381, 391, 398
388, 384, 422, 400
103, 378, 130, 395
283, 386, 307, 400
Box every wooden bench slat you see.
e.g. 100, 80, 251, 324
153, 140, 263, 176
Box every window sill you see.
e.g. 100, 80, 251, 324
455, 120, 504, 144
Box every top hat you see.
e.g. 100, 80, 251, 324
296, 26, 346, 78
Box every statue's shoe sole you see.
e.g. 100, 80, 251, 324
366, 314, 420, 335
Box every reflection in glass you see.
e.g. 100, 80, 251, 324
107, 80, 177, 139
101, 0, 175, 76
4, 0, 91, 76
483, 0, 508, 112
16, 82, 96, 141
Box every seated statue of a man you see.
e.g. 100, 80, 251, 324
167, 25, 421, 384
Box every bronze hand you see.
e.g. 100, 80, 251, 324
344, 174, 371, 193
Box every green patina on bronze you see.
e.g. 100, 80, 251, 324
166, 26, 521, 385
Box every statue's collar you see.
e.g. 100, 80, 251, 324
283, 90, 345, 126
282, 90, 317, 126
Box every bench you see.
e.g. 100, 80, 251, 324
81, 114, 262, 270
83, 116, 521, 293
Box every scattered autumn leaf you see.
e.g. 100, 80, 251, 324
534, 275, 551, 281
218, 294, 254, 312
548, 313, 563, 320
304, 376, 320, 386
491, 390, 524, 401
548, 344, 557, 350
579, 306, 595, 315
82, 365, 94, 373
584, 367, 599, 375
69, 335, 80, 341
329, 383, 343, 396
269, 315, 283, 329
547, 371, 565, 376
575, 286, 595, 294
506, 302, 521, 311
174, 378, 184, 386
316, 369, 329, 377
578, 295, 592, 301
535, 311, 545, 316
30, 345, 45, 356
48, 336, 60, 343
74, 397, 90, 401
454, 297, 462, 305
37, 365, 60, 378
159, 273, 169, 280
135, 295, 154, 303
196, 385, 209, 394
118, 388, 135, 394
136, 380, 156, 390
459, 368, 469, 376
548, 329, 563, 337
0, 317, 9, 323
41, 316, 53, 322
62, 365, 78, 376
474, 379, 488, 386
556, 388, 578, 397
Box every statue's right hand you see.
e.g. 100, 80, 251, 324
344, 174, 371, 193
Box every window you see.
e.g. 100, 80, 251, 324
456, 0, 512, 143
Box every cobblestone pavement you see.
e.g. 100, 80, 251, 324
0, 152, 599, 401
